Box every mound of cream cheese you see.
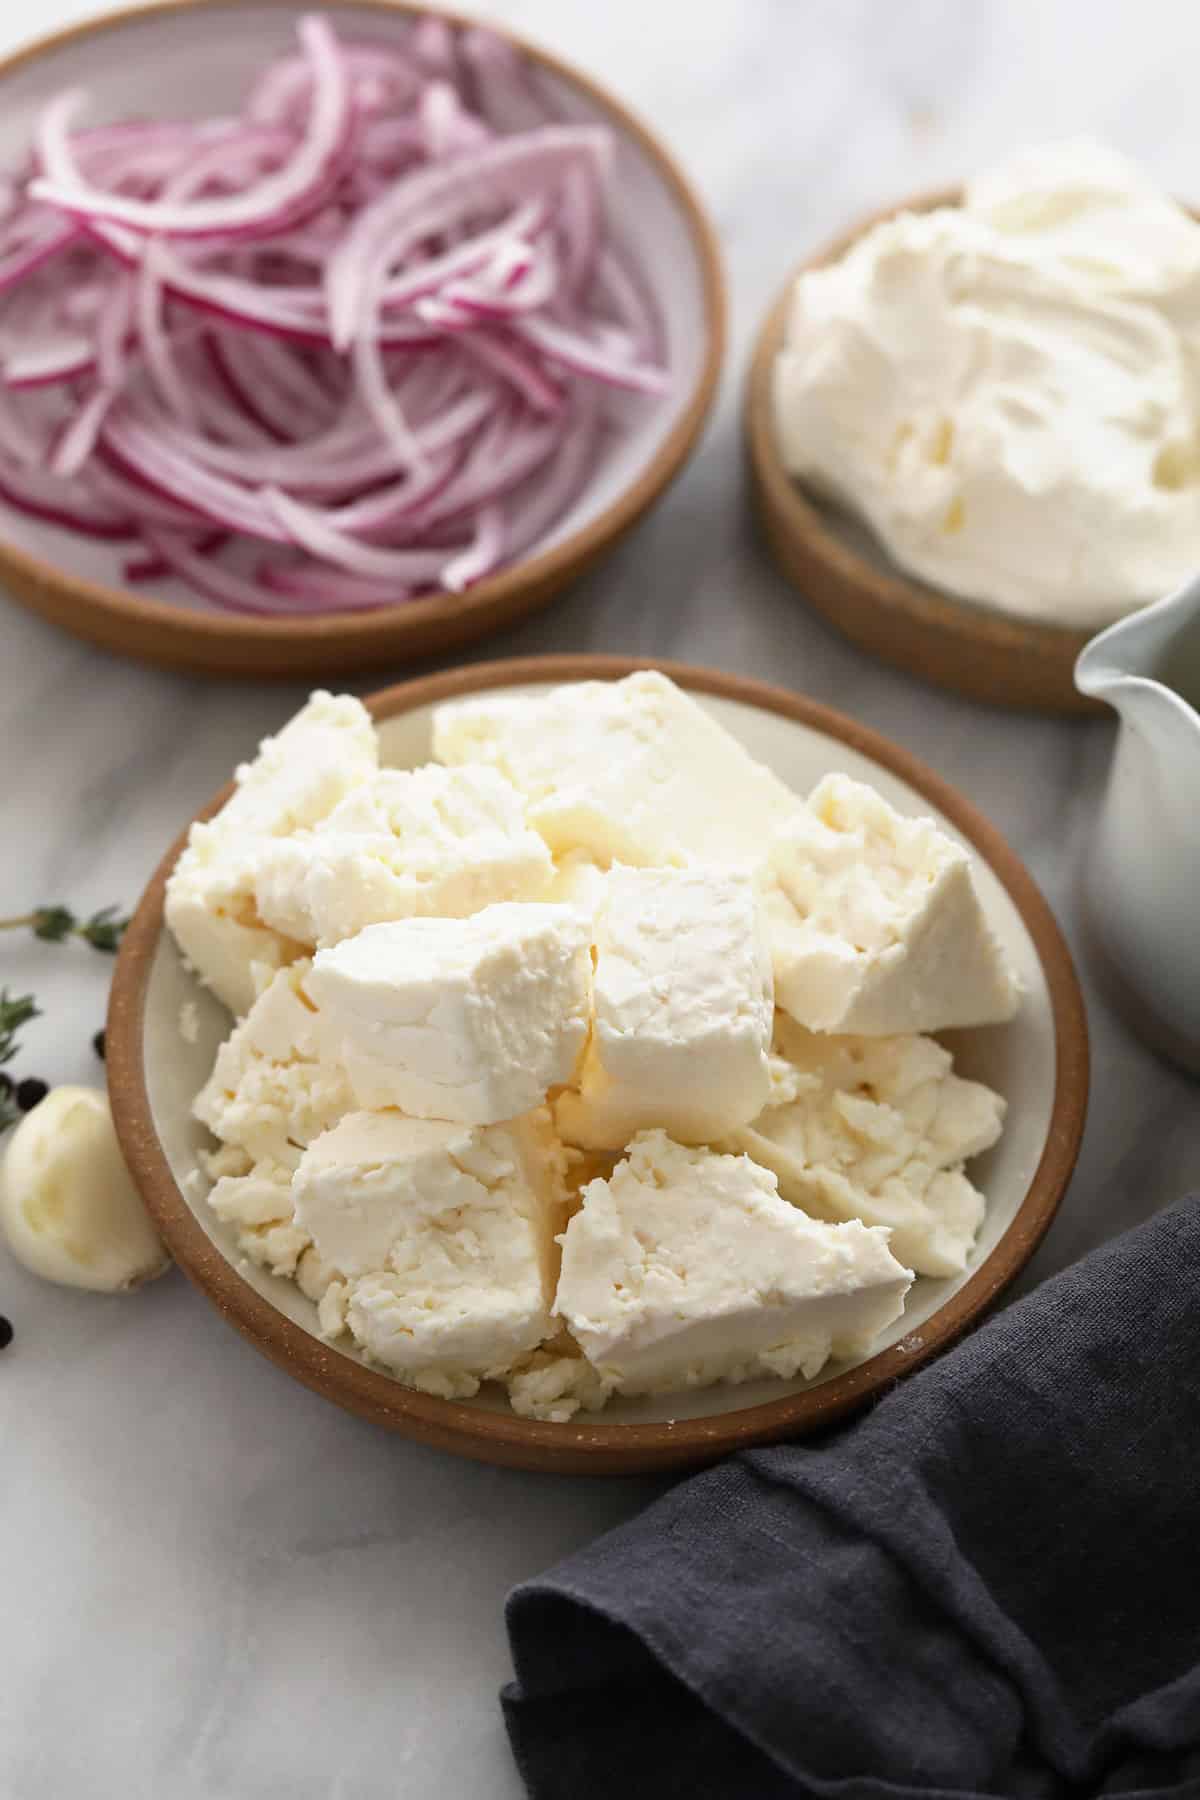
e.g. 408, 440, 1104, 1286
774, 140, 1200, 627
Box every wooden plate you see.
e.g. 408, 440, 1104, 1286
0, 1, 724, 678
107, 656, 1089, 1473
745, 189, 1099, 714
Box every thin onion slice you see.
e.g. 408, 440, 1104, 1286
30, 19, 353, 242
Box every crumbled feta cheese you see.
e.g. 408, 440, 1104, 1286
194, 962, 353, 1166
433, 670, 796, 868
726, 1017, 1005, 1277
165, 692, 377, 1016
555, 867, 774, 1149
308, 902, 591, 1124
507, 1347, 614, 1422
764, 774, 1021, 1034
253, 762, 552, 947
209, 1156, 310, 1277
555, 1130, 912, 1395
294, 1109, 565, 1395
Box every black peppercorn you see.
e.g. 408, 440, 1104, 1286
92, 1028, 106, 1061
0, 1317, 13, 1350
15, 1076, 48, 1112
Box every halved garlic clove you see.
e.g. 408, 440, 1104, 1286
0, 1085, 170, 1292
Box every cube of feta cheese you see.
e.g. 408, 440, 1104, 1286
166, 692, 378, 1016
554, 867, 774, 1150
725, 1017, 1005, 1277
764, 774, 1021, 1035
293, 1109, 565, 1397
433, 670, 797, 868
166, 838, 307, 1021
253, 762, 553, 948
555, 1130, 912, 1395
307, 902, 591, 1124
208, 1155, 310, 1278
194, 962, 354, 1167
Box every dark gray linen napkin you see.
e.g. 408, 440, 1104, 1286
503, 1195, 1200, 1799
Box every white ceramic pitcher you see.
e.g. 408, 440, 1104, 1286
1076, 577, 1200, 1075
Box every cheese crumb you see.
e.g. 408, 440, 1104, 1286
194, 962, 353, 1167
253, 762, 553, 947
294, 1110, 564, 1394
555, 1130, 912, 1396
764, 774, 1020, 1034
166, 692, 377, 1017
726, 1017, 1005, 1277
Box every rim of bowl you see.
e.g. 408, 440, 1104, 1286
745, 185, 1099, 661
0, 0, 726, 663
107, 654, 1090, 1475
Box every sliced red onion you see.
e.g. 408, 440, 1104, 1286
326, 124, 611, 348
263, 484, 461, 578
441, 500, 504, 591
31, 19, 353, 242
0, 457, 134, 538
513, 314, 669, 394
0, 15, 668, 616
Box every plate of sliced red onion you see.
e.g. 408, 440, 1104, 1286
0, 2, 723, 674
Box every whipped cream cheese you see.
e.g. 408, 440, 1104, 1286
774, 140, 1200, 626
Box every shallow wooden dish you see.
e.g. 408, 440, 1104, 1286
746, 189, 1098, 714
108, 655, 1089, 1474
0, 1, 724, 678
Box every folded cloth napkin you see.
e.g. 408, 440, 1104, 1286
503, 1195, 1200, 1800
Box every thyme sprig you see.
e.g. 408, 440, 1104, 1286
0, 903, 130, 952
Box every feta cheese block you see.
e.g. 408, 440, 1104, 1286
293, 1109, 566, 1397
433, 670, 797, 869
555, 1131, 912, 1395
166, 691, 378, 1016
726, 1018, 1005, 1277
554, 867, 774, 1150
194, 962, 354, 1167
165, 838, 307, 1021
307, 903, 591, 1124
253, 762, 553, 948
765, 774, 1021, 1035
208, 1155, 310, 1278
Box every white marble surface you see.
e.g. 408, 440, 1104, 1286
2, 3, 1199, 1796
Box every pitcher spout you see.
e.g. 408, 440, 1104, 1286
1075, 572, 1200, 732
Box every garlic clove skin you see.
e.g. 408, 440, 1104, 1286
0, 1085, 170, 1292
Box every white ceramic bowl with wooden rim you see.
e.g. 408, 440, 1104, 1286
107, 655, 1089, 1475
0, 1, 723, 678
746, 190, 1100, 716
